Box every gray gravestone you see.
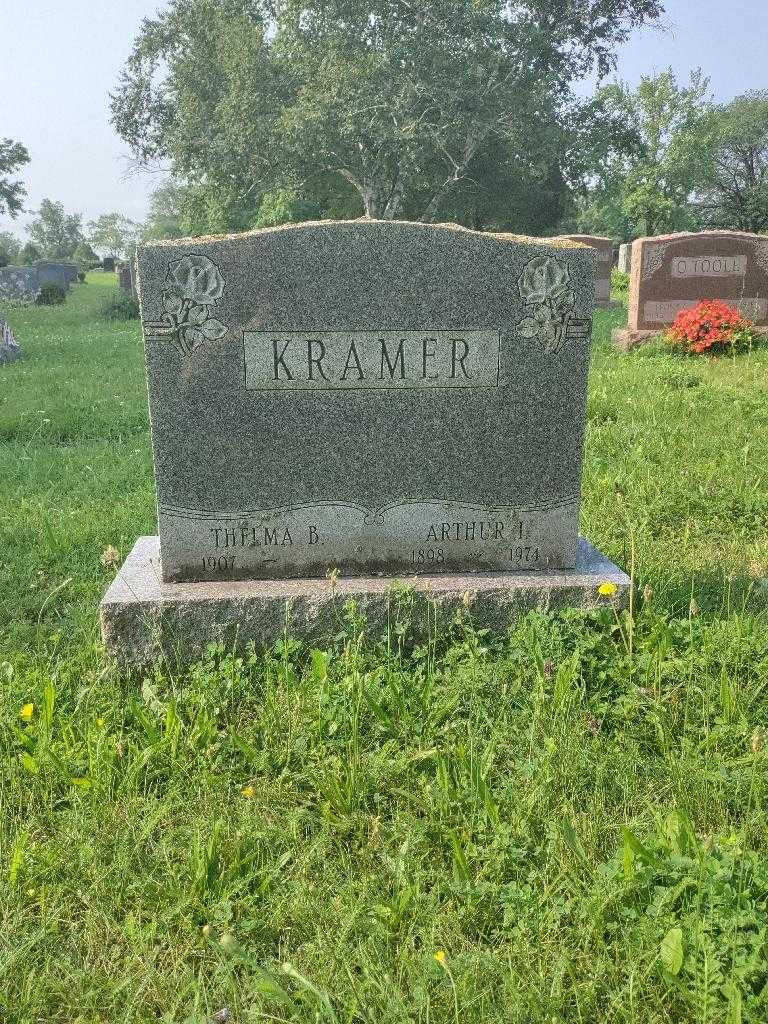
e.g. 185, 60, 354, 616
35, 262, 70, 290
136, 220, 597, 583
618, 244, 631, 275
62, 263, 79, 285
0, 318, 22, 364
0, 266, 40, 303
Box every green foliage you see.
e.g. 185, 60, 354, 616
140, 181, 190, 241
611, 268, 629, 298
88, 211, 140, 260
0, 230, 21, 266
18, 240, 41, 265
111, 0, 663, 232
0, 136, 30, 218
695, 91, 768, 233
72, 239, 101, 271
596, 813, 768, 1021
99, 290, 139, 320
27, 198, 84, 259
571, 70, 712, 239
36, 282, 66, 306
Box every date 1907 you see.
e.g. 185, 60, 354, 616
202, 554, 236, 572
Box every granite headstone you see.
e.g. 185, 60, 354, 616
35, 262, 70, 291
0, 318, 22, 364
614, 230, 768, 348
0, 266, 40, 303
618, 243, 631, 275
550, 235, 613, 307
135, 221, 598, 584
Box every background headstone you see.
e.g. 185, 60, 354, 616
62, 263, 79, 286
118, 263, 137, 298
0, 266, 40, 303
550, 235, 613, 307
615, 230, 768, 348
618, 243, 632, 275
35, 262, 71, 291
0, 318, 22, 364
102, 257, 115, 272
134, 221, 597, 583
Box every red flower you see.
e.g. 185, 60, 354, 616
666, 300, 751, 355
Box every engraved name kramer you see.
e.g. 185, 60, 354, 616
243, 329, 501, 391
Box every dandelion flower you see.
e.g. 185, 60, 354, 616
101, 545, 120, 569
598, 582, 618, 597
241, 785, 256, 798
19, 702, 34, 721
434, 950, 447, 965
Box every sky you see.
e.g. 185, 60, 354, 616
1, 0, 767, 238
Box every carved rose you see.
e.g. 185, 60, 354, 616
165, 254, 224, 305
517, 304, 560, 348
154, 253, 228, 355
518, 255, 572, 307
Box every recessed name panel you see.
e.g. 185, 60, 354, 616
243, 330, 501, 390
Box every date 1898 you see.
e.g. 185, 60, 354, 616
411, 548, 445, 565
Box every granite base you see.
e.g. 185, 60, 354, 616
100, 536, 631, 667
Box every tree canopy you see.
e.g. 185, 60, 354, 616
569, 70, 712, 240
694, 91, 768, 233
112, 0, 664, 234
88, 212, 140, 259
27, 199, 84, 259
0, 137, 30, 219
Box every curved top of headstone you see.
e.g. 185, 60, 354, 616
549, 233, 612, 245
632, 229, 766, 245
142, 218, 589, 251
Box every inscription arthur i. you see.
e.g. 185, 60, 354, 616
244, 330, 500, 390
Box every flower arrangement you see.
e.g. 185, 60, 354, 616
665, 299, 760, 355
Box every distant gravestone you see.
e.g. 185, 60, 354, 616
618, 243, 631, 275
0, 266, 40, 303
0, 318, 22, 364
118, 264, 136, 297
100, 220, 629, 664
35, 262, 70, 291
102, 257, 116, 272
614, 230, 768, 349
550, 235, 613, 307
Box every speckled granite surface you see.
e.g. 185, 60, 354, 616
136, 220, 597, 582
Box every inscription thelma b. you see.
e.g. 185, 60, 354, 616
243, 330, 500, 391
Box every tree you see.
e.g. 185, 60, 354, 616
112, 0, 664, 233
72, 240, 101, 270
19, 241, 41, 265
0, 137, 30, 219
570, 70, 712, 239
694, 92, 768, 233
0, 231, 20, 267
27, 199, 84, 259
88, 212, 140, 259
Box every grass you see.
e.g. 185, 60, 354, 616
1, 275, 768, 1022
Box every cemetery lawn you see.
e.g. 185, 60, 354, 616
2, 275, 768, 1024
